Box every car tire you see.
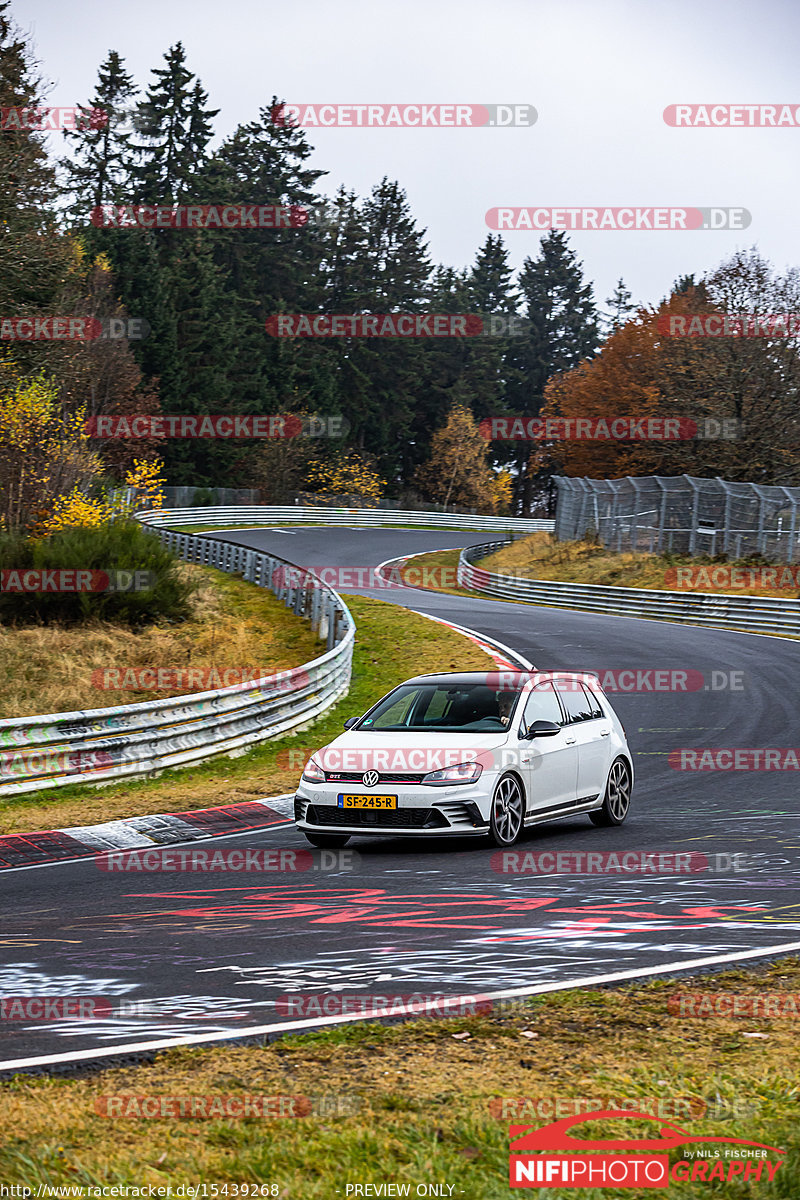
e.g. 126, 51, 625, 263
302, 832, 351, 848
489, 773, 525, 847
589, 758, 632, 827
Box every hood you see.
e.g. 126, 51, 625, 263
311, 729, 512, 774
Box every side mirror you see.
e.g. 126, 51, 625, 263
525, 720, 561, 739
343, 717, 359, 730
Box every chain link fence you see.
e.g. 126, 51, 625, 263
554, 475, 800, 563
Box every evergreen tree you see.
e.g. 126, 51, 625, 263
133, 43, 217, 202
312, 179, 434, 483
602, 277, 636, 335
507, 231, 599, 512
181, 102, 329, 484
464, 234, 522, 438
470, 233, 518, 315
60, 51, 138, 214
0, 1, 69, 316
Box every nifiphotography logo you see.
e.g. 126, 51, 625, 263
508, 1109, 785, 1188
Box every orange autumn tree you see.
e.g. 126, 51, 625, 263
532, 310, 664, 480
535, 260, 800, 485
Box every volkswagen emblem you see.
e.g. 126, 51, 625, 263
362, 770, 380, 787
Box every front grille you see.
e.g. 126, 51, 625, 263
305, 804, 449, 829
323, 771, 425, 784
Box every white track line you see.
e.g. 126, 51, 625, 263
411, 611, 534, 672
5, 939, 800, 1072
4, 551, 792, 1068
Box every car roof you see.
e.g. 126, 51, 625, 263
405, 670, 600, 686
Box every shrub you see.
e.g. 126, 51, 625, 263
192, 487, 217, 506
0, 521, 195, 628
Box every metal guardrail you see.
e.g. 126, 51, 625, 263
458, 542, 800, 638
136, 505, 555, 534
0, 532, 355, 797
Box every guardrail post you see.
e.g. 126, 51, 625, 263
327, 605, 338, 651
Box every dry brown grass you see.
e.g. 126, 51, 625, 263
482, 533, 800, 598
0, 564, 322, 719
0, 595, 495, 834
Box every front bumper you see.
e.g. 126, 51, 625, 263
294, 788, 490, 836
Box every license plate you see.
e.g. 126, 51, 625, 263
337, 794, 397, 809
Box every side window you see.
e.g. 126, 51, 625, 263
582, 683, 604, 719
522, 682, 565, 730
555, 680, 594, 723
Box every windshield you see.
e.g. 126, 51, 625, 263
359, 683, 523, 733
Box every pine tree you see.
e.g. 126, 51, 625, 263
603, 277, 636, 335
470, 234, 518, 315
506, 231, 599, 513
0, 1, 69, 316
60, 51, 138, 214
186, 102, 329, 484
465, 234, 522, 434
310, 179, 434, 483
133, 43, 217, 202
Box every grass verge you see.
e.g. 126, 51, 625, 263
0, 596, 494, 835
0, 564, 322, 719
1, 959, 799, 1196
482, 534, 800, 599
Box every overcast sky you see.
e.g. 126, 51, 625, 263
20, 0, 800, 313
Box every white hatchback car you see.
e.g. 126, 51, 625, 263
294, 671, 633, 848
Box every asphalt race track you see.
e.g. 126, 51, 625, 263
2, 526, 799, 1070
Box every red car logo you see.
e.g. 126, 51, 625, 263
510, 1110, 785, 1156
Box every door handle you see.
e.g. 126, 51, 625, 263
600, 729, 611, 737
565, 736, 577, 745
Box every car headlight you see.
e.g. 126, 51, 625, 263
421, 761, 483, 786
301, 757, 325, 783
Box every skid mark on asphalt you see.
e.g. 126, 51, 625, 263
60, 886, 777, 934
